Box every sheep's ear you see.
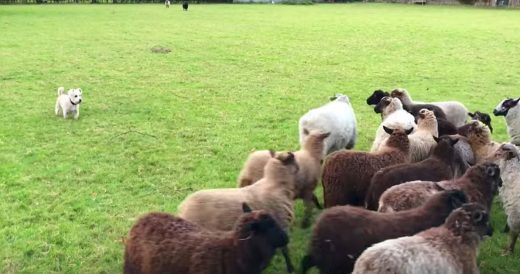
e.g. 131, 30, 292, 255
450, 138, 459, 146
383, 126, 393, 135
468, 112, 475, 118
449, 190, 466, 209
303, 128, 309, 135
281, 152, 296, 165
405, 127, 413, 135
269, 150, 276, 158
242, 203, 253, 213
329, 96, 337, 101
320, 132, 331, 139
514, 98, 520, 105
433, 136, 440, 143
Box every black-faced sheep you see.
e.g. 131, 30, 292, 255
124, 203, 288, 274
490, 144, 520, 254
299, 94, 357, 156
366, 89, 389, 106
390, 88, 459, 136
237, 131, 330, 227
370, 96, 416, 152
354, 203, 492, 274
494, 98, 520, 146
365, 136, 462, 210
178, 152, 299, 272
469, 111, 493, 133
458, 120, 501, 163
322, 126, 412, 208
182, 0, 188, 11
301, 190, 467, 274
378, 162, 502, 213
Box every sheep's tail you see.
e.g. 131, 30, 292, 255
57, 87, 65, 96
300, 254, 315, 274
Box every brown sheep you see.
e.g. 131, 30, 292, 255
124, 203, 288, 274
353, 203, 492, 274
322, 126, 412, 208
300, 190, 467, 274
458, 120, 501, 163
378, 162, 502, 213
365, 135, 462, 210
237, 131, 330, 227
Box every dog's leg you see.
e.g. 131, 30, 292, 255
55, 101, 60, 115
74, 106, 80, 120
63, 107, 68, 119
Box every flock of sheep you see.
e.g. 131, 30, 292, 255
122, 88, 520, 274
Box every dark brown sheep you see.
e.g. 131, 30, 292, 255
365, 135, 462, 210
124, 203, 288, 274
300, 190, 467, 274
322, 126, 412, 208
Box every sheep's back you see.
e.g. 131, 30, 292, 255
378, 180, 440, 212
433, 101, 468, 127
237, 150, 271, 187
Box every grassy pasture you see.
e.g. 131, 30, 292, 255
1, 3, 520, 273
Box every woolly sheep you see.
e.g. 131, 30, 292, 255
365, 136, 464, 210
458, 120, 501, 163
490, 144, 520, 254
353, 203, 492, 274
366, 89, 389, 106
178, 151, 299, 272
301, 190, 467, 274
322, 126, 412, 208
237, 131, 330, 227
407, 108, 439, 162
370, 96, 416, 152
391, 88, 468, 127
299, 94, 357, 156
124, 203, 288, 274
378, 162, 502, 213
494, 98, 520, 146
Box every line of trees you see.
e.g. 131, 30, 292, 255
0, 0, 227, 3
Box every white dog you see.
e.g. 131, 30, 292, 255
55, 87, 82, 119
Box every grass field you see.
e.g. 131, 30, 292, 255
1, 3, 520, 273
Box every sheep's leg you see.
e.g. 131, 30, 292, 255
312, 194, 322, 210
301, 197, 313, 229
281, 246, 294, 273
507, 231, 519, 255
504, 223, 510, 233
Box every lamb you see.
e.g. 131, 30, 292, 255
494, 98, 520, 146
237, 131, 330, 227
322, 126, 412, 208
458, 120, 501, 163
178, 151, 298, 272
489, 143, 520, 254
469, 111, 493, 133
124, 203, 288, 274
390, 89, 460, 137
365, 135, 463, 210
407, 108, 438, 162
300, 190, 467, 274
353, 203, 492, 274
378, 162, 502, 213
370, 96, 416, 152
366, 89, 389, 106
390, 88, 469, 127
298, 94, 357, 156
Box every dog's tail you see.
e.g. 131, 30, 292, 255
57, 87, 65, 96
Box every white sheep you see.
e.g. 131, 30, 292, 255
494, 98, 520, 146
392, 88, 468, 127
353, 203, 492, 274
299, 94, 357, 156
370, 96, 416, 152
490, 143, 520, 254
408, 108, 438, 162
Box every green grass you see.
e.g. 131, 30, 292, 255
1, 3, 520, 273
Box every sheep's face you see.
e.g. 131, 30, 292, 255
389, 88, 407, 99
491, 143, 520, 162
366, 89, 389, 106
478, 162, 502, 194
468, 111, 493, 133
237, 204, 289, 248
493, 98, 520, 117
383, 126, 413, 150
446, 203, 492, 239
417, 109, 436, 123
374, 96, 392, 114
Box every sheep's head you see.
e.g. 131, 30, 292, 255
374, 96, 392, 114
445, 203, 492, 239
491, 143, 520, 162
432, 135, 459, 160
366, 89, 389, 106
493, 98, 520, 117
417, 109, 436, 125
471, 162, 502, 194
329, 93, 351, 104
457, 120, 491, 144
382, 126, 413, 151
235, 203, 289, 248
390, 88, 406, 98
264, 151, 299, 180
468, 111, 493, 133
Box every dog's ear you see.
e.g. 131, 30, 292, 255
78, 88, 83, 94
